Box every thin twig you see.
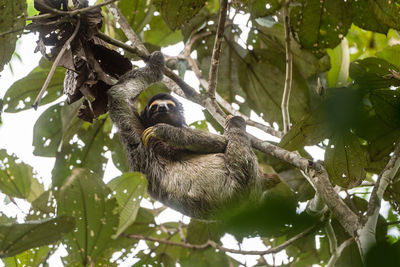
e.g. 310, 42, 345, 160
27, 0, 118, 21
32, 19, 81, 109
281, 0, 293, 134
122, 225, 317, 255
207, 0, 228, 99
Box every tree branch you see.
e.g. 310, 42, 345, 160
358, 139, 400, 258
281, 0, 293, 134
122, 224, 317, 255
32, 18, 81, 109
327, 238, 354, 267
207, 0, 228, 99
107, 2, 149, 58
27, 0, 118, 21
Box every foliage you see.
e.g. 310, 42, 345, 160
0, 0, 400, 266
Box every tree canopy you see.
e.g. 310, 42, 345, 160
1, 0, 400, 266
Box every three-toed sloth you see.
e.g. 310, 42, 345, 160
107, 52, 279, 218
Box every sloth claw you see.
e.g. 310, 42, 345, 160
142, 127, 156, 147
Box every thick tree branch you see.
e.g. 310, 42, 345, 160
122, 224, 317, 255
32, 18, 81, 109
281, 0, 293, 133
358, 139, 400, 258
207, 0, 228, 99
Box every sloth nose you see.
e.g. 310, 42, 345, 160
158, 103, 168, 112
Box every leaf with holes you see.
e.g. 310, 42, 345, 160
290, 0, 352, 51
107, 172, 147, 237
33, 102, 62, 157
51, 117, 111, 188
1, 246, 53, 267
367, 0, 400, 30
279, 105, 333, 151
325, 131, 368, 188
0, 216, 74, 258
0, 0, 26, 72
153, 0, 206, 31
57, 168, 119, 265
3, 58, 65, 113
0, 149, 32, 198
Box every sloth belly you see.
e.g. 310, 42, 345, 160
147, 153, 244, 218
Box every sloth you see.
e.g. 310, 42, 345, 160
107, 51, 278, 218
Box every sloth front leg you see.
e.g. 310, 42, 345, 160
141, 123, 227, 153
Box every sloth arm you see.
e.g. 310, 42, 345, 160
143, 123, 228, 154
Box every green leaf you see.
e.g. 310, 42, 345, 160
254, 20, 330, 79
108, 134, 130, 173
279, 105, 332, 151
325, 130, 367, 188
117, 0, 155, 33
376, 45, 400, 68
238, 47, 311, 127
350, 58, 400, 89
368, 0, 400, 30
143, 14, 183, 46
51, 117, 110, 187
107, 172, 147, 237
0, 0, 26, 72
352, 0, 389, 34
248, 0, 282, 17
3, 58, 65, 113
0, 149, 32, 198
290, 0, 352, 51
58, 168, 119, 265
2, 246, 53, 267
153, 0, 207, 31
0, 216, 74, 258
370, 89, 400, 127
326, 38, 350, 88
32, 102, 62, 157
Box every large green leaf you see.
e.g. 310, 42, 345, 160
254, 19, 330, 79
279, 105, 332, 151
370, 89, 400, 127
3, 58, 65, 113
350, 57, 400, 89
368, 0, 400, 30
2, 246, 53, 267
143, 14, 183, 46
248, 0, 282, 17
107, 172, 147, 237
238, 48, 310, 127
58, 168, 119, 266
291, 0, 352, 51
32, 102, 63, 157
51, 117, 111, 187
108, 134, 130, 173
0, 149, 32, 198
325, 130, 367, 188
153, 0, 207, 31
118, 0, 155, 33
352, 0, 389, 34
0, 0, 26, 72
0, 216, 74, 258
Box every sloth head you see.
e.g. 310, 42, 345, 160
140, 93, 187, 128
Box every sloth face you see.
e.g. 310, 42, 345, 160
141, 94, 186, 128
